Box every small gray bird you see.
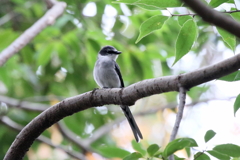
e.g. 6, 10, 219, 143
93, 46, 143, 142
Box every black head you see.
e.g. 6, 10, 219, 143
99, 46, 122, 55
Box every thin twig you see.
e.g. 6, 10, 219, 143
180, 0, 240, 38
37, 136, 87, 160
56, 121, 93, 152
0, 95, 49, 112
86, 116, 125, 144
57, 117, 125, 147
0, 13, 15, 26
169, 10, 240, 17
169, 86, 186, 141
169, 86, 187, 160
23, 95, 66, 102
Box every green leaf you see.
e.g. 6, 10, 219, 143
37, 45, 53, 66
147, 144, 160, 156
114, 0, 182, 8
134, 0, 182, 8
217, 27, 236, 51
174, 155, 185, 160
207, 150, 231, 160
136, 4, 161, 10
153, 150, 163, 158
178, 16, 193, 26
21, 46, 33, 64
97, 146, 130, 158
231, 12, 240, 22
204, 130, 216, 143
185, 147, 191, 157
55, 43, 66, 57
131, 140, 147, 156
163, 138, 198, 157
194, 152, 210, 160
32, 3, 44, 17
209, 0, 229, 8
234, 94, 240, 116
219, 71, 240, 82
136, 15, 168, 43
173, 20, 198, 65
213, 144, 240, 157
228, 0, 235, 3
123, 152, 143, 160
234, 71, 240, 81
0, 29, 19, 50
61, 30, 80, 54
55, 42, 74, 73
130, 53, 144, 79
113, 0, 137, 3
54, 14, 73, 28
0, 67, 11, 87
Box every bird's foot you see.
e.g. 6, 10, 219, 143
92, 88, 99, 93
103, 87, 110, 89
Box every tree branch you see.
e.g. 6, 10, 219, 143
0, 116, 87, 160
169, 86, 186, 142
0, 95, 48, 112
4, 52, 240, 160
169, 86, 186, 160
85, 117, 125, 144
0, 1, 67, 66
82, 96, 236, 144
56, 121, 93, 152
0, 13, 15, 26
4, 93, 229, 147
169, 9, 240, 17
180, 0, 240, 38
37, 135, 87, 160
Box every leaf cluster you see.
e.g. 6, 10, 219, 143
121, 130, 240, 160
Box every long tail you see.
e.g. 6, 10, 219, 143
120, 105, 143, 142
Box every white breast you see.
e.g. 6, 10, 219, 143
93, 56, 121, 88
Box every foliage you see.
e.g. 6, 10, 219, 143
204, 130, 216, 143
122, 130, 240, 160
1, 0, 240, 159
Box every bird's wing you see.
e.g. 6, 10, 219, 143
114, 62, 124, 88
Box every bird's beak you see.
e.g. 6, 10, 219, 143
115, 51, 122, 54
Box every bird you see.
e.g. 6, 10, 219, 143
93, 45, 143, 142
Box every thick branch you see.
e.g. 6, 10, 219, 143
4, 52, 240, 160
181, 0, 240, 38
4, 94, 228, 146
0, 1, 67, 66
0, 116, 87, 160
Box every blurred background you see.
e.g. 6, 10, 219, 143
0, 0, 240, 159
